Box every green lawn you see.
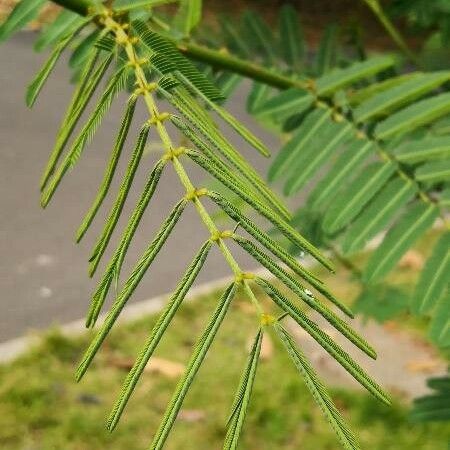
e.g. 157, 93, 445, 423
1, 253, 449, 450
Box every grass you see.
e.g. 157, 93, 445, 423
1, 246, 449, 450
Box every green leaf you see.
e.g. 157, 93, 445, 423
133, 20, 224, 102
39, 52, 112, 190
86, 199, 187, 328
268, 108, 331, 183
308, 139, 374, 210
41, 65, 128, 207
428, 293, 450, 348
218, 15, 252, 58
411, 232, 450, 314
315, 24, 338, 76
234, 235, 375, 358
79, 199, 188, 371
395, 136, 450, 163
279, 4, 305, 70
363, 203, 439, 283
178, 73, 271, 157
113, 0, 177, 12
107, 242, 220, 432
322, 162, 396, 234
166, 88, 290, 219
247, 82, 272, 114
375, 92, 450, 140
214, 72, 242, 99
188, 151, 333, 271
284, 119, 353, 196
349, 73, 421, 106
257, 279, 390, 405
34, 10, 86, 51
253, 88, 314, 122
88, 124, 150, 276
224, 329, 263, 450
440, 188, 450, 206
174, 0, 202, 36
150, 283, 237, 449
316, 56, 395, 96
0, 0, 46, 42
353, 72, 450, 122
242, 11, 277, 64
75, 95, 138, 243
69, 29, 101, 69
207, 190, 350, 315
427, 375, 450, 393
411, 372, 450, 422
26, 30, 77, 108
353, 285, 409, 323
342, 178, 416, 254
415, 160, 450, 183
88, 160, 166, 320
275, 324, 360, 450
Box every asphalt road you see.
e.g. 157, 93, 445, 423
0, 33, 284, 342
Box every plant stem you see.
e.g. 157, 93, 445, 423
361, 0, 420, 66
102, 12, 264, 316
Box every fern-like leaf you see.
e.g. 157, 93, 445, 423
233, 235, 376, 358
363, 203, 439, 283
88, 123, 150, 276
41, 58, 125, 206
256, 278, 391, 405
150, 282, 237, 449
76, 95, 138, 243
275, 323, 360, 450
86, 198, 187, 329
411, 232, 450, 314
107, 241, 216, 431
224, 329, 263, 450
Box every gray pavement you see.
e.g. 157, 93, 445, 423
0, 33, 283, 342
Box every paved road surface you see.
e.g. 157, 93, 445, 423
0, 33, 284, 342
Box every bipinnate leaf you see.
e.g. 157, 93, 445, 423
353, 72, 450, 122
41, 63, 127, 207
0, 0, 46, 42
279, 4, 305, 70
107, 241, 218, 432
375, 92, 450, 139
411, 232, 450, 314
342, 178, 416, 254
27, 25, 85, 107
394, 136, 450, 163
34, 9, 85, 51
76, 95, 138, 243
178, 73, 271, 157
308, 140, 373, 210
40, 51, 112, 190
85, 199, 187, 329
268, 108, 330, 183
256, 278, 391, 405
207, 190, 351, 316
363, 203, 439, 283
234, 235, 375, 358
224, 329, 263, 450
187, 151, 333, 271
275, 323, 360, 450
88, 123, 150, 276
133, 19, 224, 102
316, 56, 395, 96
150, 282, 237, 449
322, 162, 396, 234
